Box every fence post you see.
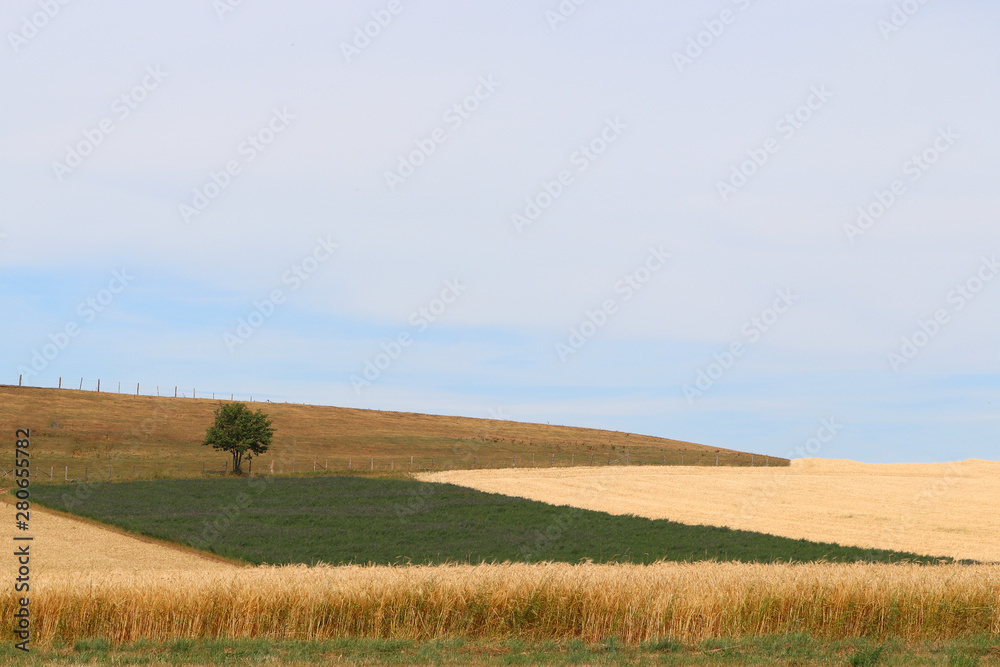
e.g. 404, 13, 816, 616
119, 382, 121, 393
137, 383, 140, 396
348, 459, 351, 470
175, 386, 178, 398
49, 466, 53, 479
513, 454, 517, 468
751, 455, 754, 467
19, 374, 22, 387
589, 453, 593, 466
410, 456, 413, 471
473, 454, 476, 469
79, 378, 83, 390
314, 461, 317, 472
65, 466, 68, 481
551, 453, 555, 466
716, 455, 719, 466
97, 379, 100, 392
58, 377, 61, 389
370, 458, 374, 471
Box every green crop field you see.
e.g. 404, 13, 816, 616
30, 476, 946, 566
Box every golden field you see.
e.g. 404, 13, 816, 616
3, 562, 998, 645
419, 458, 1000, 562
0, 500, 236, 576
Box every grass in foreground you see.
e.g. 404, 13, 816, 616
2, 635, 999, 665
5, 563, 997, 645
28, 476, 943, 564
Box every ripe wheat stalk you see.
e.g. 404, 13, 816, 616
4, 562, 998, 645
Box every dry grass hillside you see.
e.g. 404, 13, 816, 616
0, 385, 780, 480
420, 458, 1000, 562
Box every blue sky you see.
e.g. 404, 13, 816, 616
2, 0, 997, 463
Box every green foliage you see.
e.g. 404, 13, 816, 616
849, 643, 887, 666
30, 476, 945, 567
2, 636, 996, 665
202, 402, 274, 473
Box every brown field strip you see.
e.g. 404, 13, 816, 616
418, 458, 1000, 562
3, 562, 998, 644
0, 385, 770, 478
0, 499, 238, 576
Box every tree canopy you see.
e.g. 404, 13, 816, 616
202, 402, 274, 474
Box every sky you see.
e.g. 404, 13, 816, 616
1, 0, 997, 464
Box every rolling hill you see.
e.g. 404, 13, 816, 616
0, 385, 784, 481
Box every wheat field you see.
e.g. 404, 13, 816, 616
419, 458, 1000, 562
3, 562, 998, 645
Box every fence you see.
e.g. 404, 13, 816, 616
0, 450, 781, 485
13, 375, 276, 404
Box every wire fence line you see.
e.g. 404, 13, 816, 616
12, 375, 282, 404
0, 450, 779, 484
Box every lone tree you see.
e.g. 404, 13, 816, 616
202, 402, 274, 474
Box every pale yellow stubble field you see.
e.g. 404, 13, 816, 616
419, 458, 1000, 562
0, 499, 237, 576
